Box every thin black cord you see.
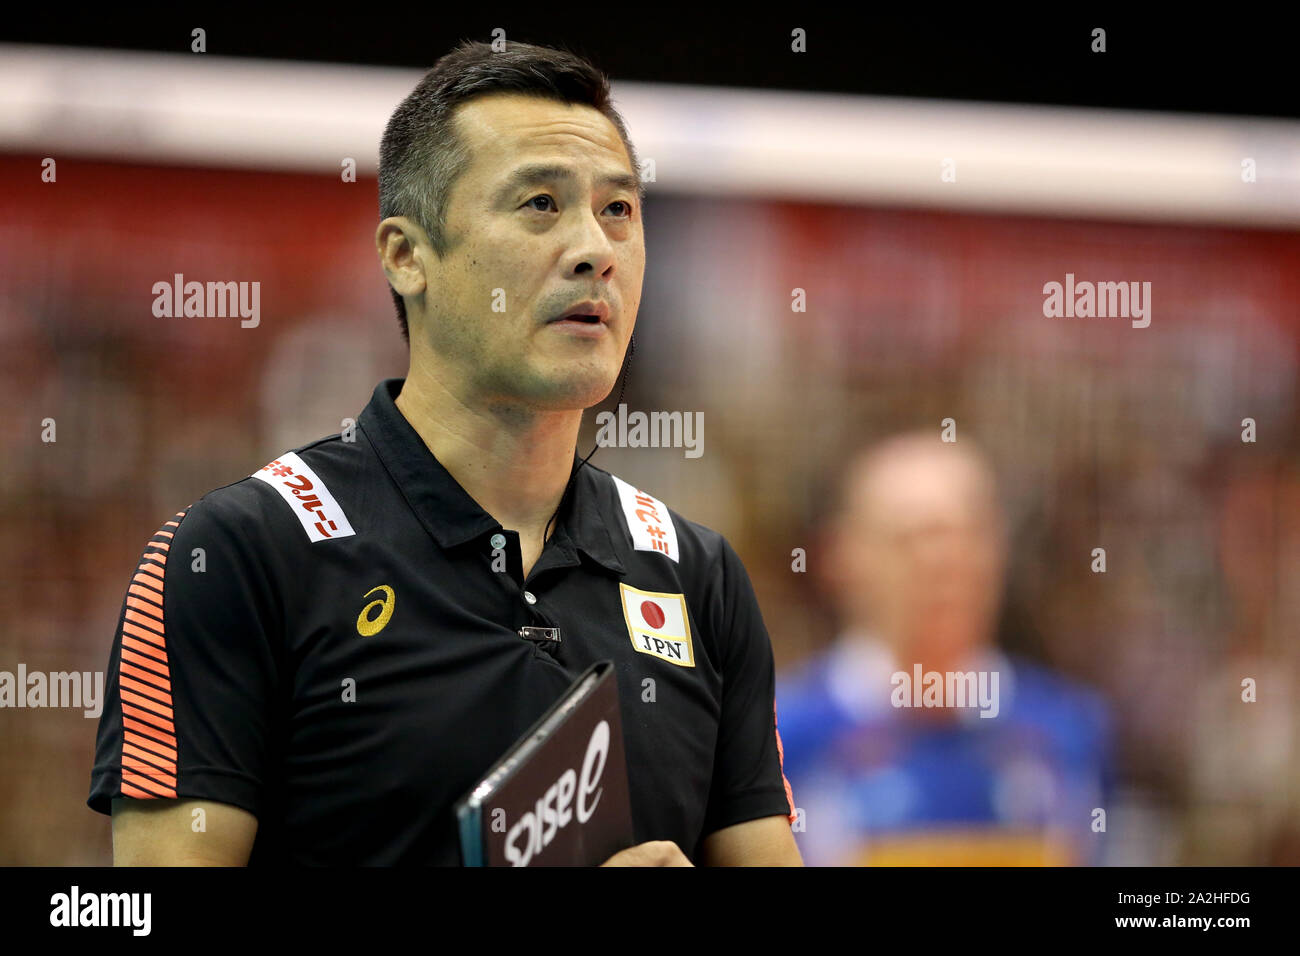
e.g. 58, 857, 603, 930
543, 330, 635, 544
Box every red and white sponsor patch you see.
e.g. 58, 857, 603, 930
610, 475, 679, 562
251, 452, 356, 543
619, 582, 694, 667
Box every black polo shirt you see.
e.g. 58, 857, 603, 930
88, 377, 796, 864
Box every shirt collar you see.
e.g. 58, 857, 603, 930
357, 377, 626, 576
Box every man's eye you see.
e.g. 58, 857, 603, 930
606, 201, 633, 217
524, 195, 555, 212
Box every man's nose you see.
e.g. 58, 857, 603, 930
565, 210, 616, 276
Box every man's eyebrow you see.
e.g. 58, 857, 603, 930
494, 162, 641, 202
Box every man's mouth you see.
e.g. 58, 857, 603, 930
545, 307, 611, 338
546, 313, 609, 338
548, 301, 611, 326
550, 314, 602, 324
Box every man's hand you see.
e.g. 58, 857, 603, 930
599, 840, 694, 866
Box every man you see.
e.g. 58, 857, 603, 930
87, 39, 801, 866
777, 433, 1112, 865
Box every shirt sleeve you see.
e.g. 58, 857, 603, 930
700, 536, 798, 837
87, 487, 282, 819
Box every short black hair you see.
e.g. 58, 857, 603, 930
377, 38, 643, 344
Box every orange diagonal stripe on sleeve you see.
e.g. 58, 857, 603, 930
135, 563, 165, 582
120, 635, 168, 666
774, 699, 797, 824
122, 620, 166, 649
131, 572, 164, 592
122, 704, 174, 741
125, 594, 164, 620
120, 687, 174, 723
127, 583, 163, 606
123, 714, 176, 748
123, 741, 177, 774
120, 646, 169, 678
120, 673, 173, 707
120, 660, 171, 693
122, 769, 176, 798
116, 506, 194, 806
125, 730, 177, 762
124, 608, 164, 636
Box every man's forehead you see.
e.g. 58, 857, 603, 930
849, 450, 997, 530
454, 93, 629, 165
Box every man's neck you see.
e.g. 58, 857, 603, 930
394, 366, 581, 542
847, 623, 989, 675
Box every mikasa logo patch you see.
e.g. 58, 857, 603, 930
619, 583, 694, 667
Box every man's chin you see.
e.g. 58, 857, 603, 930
509, 378, 619, 413
526, 363, 622, 408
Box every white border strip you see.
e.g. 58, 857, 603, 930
2, 43, 1298, 226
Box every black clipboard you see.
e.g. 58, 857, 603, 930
455, 660, 634, 866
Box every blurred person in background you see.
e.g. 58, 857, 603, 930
777, 431, 1114, 865
1181, 454, 1300, 864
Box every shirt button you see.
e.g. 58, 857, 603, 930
490, 532, 506, 549
523, 590, 537, 605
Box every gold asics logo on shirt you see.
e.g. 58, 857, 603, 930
357, 585, 395, 636
619, 583, 694, 667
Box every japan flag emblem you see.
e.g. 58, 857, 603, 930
618, 582, 695, 667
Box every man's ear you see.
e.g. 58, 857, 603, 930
376, 216, 429, 301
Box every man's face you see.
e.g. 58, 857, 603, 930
832, 448, 1006, 654
418, 92, 644, 411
